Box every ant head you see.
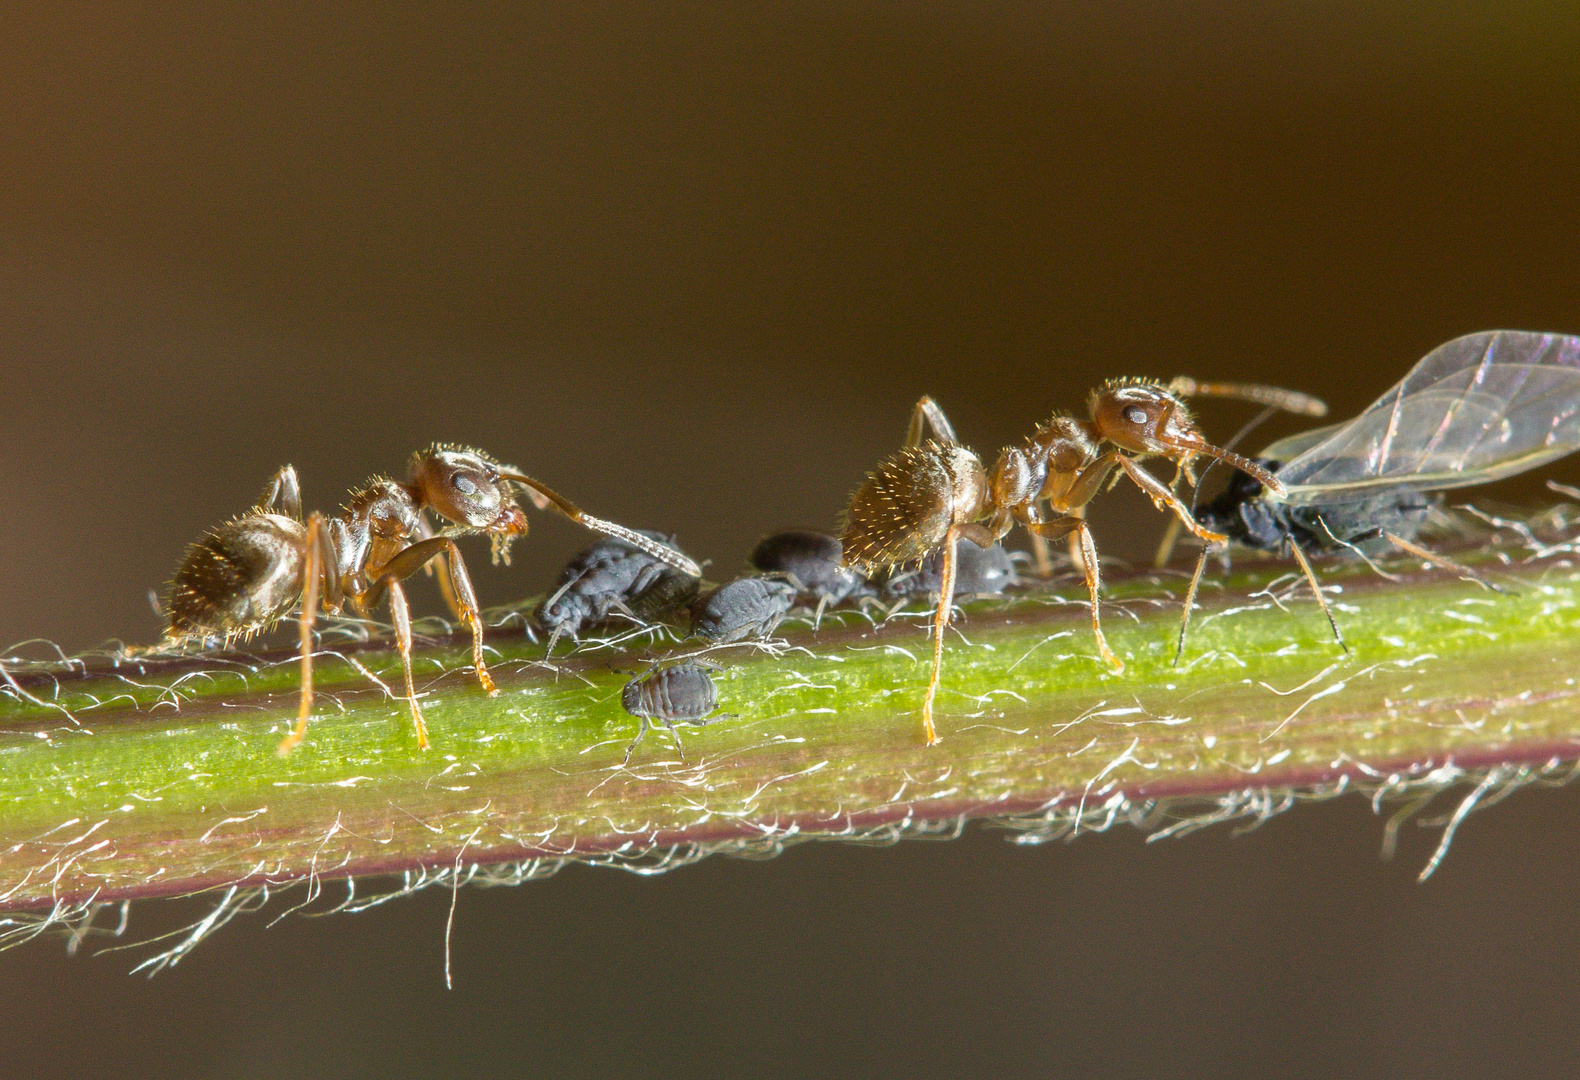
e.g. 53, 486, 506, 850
1089, 381, 1287, 495
407, 445, 531, 536
1089, 380, 1201, 460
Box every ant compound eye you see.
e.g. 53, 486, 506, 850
453, 475, 478, 496
1124, 406, 1149, 425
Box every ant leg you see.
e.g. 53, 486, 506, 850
414, 515, 467, 621
1030, 518, 1122, 672
918, 525, 961, 746
385, 576, 432, 750
494, 471, 702, 578
278, 512, 331, 756
1172, 545, 1213, 667
369, 537, 498, 695
1115, 457, 1228, 544
1382, 532, 1506, 594
1287, 539, 1347, 653
904, 396, 959, 449
255, 465, 303, 519
957, 522, 997, 548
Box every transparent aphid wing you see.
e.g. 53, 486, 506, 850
1273, 331, 1580, 503
1255, 422, 1344, 466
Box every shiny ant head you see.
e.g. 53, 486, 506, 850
1089, 380, 1285, 494
407, 445, 531, 537
1089, 381, 1202, 460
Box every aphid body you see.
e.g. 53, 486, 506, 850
539, 530, 700, 648
690, 576, 799, 642
1180, 330, 1580, 659
749, 529, 870, 606
880, 538, 1019, 600
620, 662, 723, 760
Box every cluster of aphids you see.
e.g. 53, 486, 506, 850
164, 330, 1580, 754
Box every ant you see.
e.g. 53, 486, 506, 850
165, 444, 700, 753
841, 379, 1324, 745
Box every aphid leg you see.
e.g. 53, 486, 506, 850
278, 512, 332, 756
1287, 538, 1347, 653
1034, 519, 1124, 673
384, 577, 432, 750
496, 471, 702, 578
622, 715, 652, 767
904, 395, 960, 448
919, 525, 962, 746
1172, 545, 1214, 667
1115, 456, 1228, 544
1154, 516, 1184, 569
664, 720, 687, 761
1382, 532, 1506, 594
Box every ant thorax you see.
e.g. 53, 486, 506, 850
991, 417, 1098, 514
339, 479, 422, 583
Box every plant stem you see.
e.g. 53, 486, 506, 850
2, 543, 1578, 927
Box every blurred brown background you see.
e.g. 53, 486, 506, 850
2, 4, 1579, 1077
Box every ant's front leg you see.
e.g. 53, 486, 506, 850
372, 536, 499, 698
1113, 456, 1228, 544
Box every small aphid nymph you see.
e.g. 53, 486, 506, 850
620, 662, 724, 761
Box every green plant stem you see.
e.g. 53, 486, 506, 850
2, 548, 1579, 917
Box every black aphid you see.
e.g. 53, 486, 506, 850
538, 530, 700, 651
620, 663, 724, 761
1179, 329, 1580, 662
880, 539, 1019, 600
690, 576, 799, 643
749, 529, 871, 606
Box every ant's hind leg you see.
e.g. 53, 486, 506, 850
918, 526, 961, 746
904, 396, 960, 449
385, 577, 432, 750
278, 513, 331, 756
255, 465, 303, 519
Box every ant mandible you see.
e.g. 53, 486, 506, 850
165, 444, 701, 754
841, 378, 1322, 745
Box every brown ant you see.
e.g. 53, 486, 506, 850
841, 379, 1324, 745
165, 444, 701, 754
